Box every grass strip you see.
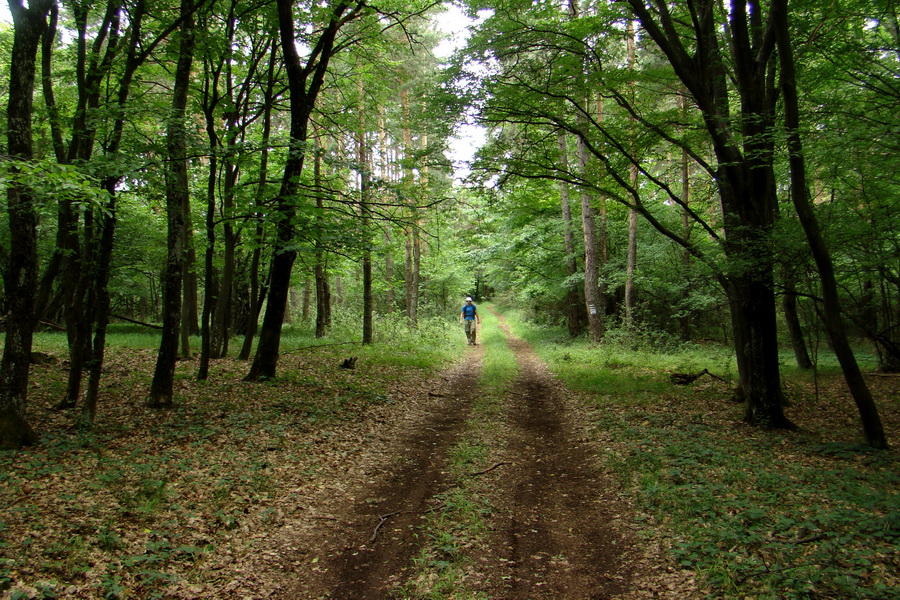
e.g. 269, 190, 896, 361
394, 306, 516, 599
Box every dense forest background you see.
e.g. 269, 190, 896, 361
1, 0, 899, 449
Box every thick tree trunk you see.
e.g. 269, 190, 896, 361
726, 276, 794, 428
149, 0, 194, 406
625, 0, 792, 427
774, 0, 887, 448
0, 0, 53, 448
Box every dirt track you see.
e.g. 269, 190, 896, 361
274, 317, 694, 599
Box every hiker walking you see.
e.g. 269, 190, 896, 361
459, 296, 480, 345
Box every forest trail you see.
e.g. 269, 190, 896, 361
275, 314, 691, 599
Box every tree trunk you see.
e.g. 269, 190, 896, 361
247, 0, 363, 380
625, 170, 638, 327
625, 0, 793, 427
773, 0, 887, 448
358, 82, 373, 344
624, 20, 638, 328
577, 114, 604, 343
384, 229, 395, 313
79, 0, 152, 422
556, 132, 583, 337
149, 0, 194, 406
238, 40, 277, 361
679, 91, 692, 340
401, 89, 419, 326
783, 273, 813, 370
0, 0, 53, 448
197, 124, 217, 378
312, 135, 330, 339
81, 184, 118, 426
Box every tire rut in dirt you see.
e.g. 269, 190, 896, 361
485, 337, 632, 600
314, 363, 479, 599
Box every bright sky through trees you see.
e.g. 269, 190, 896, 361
432, 3, 489, 182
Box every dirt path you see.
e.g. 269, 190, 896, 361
272, 319, 692, 599
278, 348, 482, 599
472, 327, 634, 599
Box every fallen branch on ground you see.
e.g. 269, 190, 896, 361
370, 511, 402, 543
470, 461, 512, 477
669, 368, 728, 385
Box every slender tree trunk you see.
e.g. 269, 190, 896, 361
401, 89, 419, 325
313, 136, 330, 339
149, 0, 194, 406
356, 127, 374, 344
384, 229, 395, 312
624, 20, 638, 328
0, 0, 53, 448
774, 0, 887, 448
247, 1, 362, 380
783, 272, 813, 370
625, 168, 638, 326
197, 129, 217, 378
557, 132, 583, 336
81, 185, 118, 426
358, 83, 373, 344
378, 110, 396, 313
679, 91, 692, 340
238, 40, 277, 361
79, 0, 151, 422
577, 114, 604, 343
181, 216, 196, 358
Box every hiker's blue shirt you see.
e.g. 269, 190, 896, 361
461, 304, 477, 320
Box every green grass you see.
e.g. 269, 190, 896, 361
477, 307, 518, 397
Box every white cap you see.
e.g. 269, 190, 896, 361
466, 297, 473, 301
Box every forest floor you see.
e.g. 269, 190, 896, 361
2, 312, 897, 599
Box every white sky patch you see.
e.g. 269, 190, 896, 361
431, 4, 492, 184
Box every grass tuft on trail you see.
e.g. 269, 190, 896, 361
501, 310, 900, 600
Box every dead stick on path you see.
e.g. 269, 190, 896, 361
470, 461, 511, 477
370, 511, 402, 543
